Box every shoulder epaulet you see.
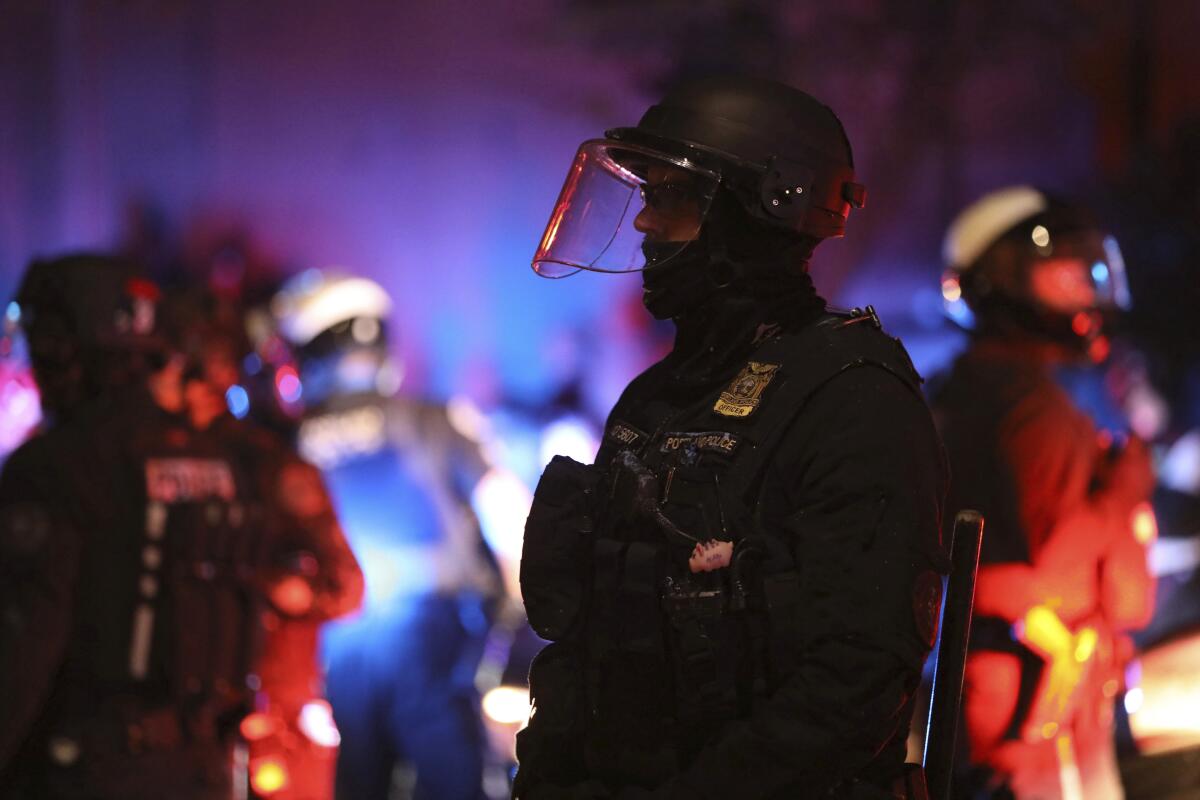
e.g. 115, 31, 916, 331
754, 306, 922, 389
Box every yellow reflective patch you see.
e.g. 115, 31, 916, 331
714, 361, 780, 418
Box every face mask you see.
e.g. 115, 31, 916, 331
639, 240, 722, 320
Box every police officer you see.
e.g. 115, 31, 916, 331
516, 76, 948, 798
0, 253, 344, 799
272, 271, 501, 800
169, 290, 364, 800
934, 187, 1156, 798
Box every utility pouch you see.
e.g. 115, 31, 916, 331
513, 642, 588, 789
520, 455, 601, 641
663, 573, 742, 727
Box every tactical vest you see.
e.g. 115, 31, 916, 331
45, 408, 267, 765
581, 308, 926, 776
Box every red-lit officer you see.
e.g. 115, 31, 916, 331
934, 187, 1157, 799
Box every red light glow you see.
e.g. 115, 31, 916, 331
1088, 335, 1111, 364
1071, 312, 1092, 337
240, 712, 277, 741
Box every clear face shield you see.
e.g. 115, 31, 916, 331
532, 140, 720, 278
942, 225, 1131, 329
1024, 228, 1130, 314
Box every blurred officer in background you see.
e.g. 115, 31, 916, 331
516, 75, 947, 798
273, 271, 503, 800
168, 289, 364, 800
0, 253, 263, 799
935, 187, 1157, 799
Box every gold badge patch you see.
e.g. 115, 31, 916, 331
713, 361, 781, 417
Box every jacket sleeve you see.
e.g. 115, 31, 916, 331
270, 456, 364, 621
1099, 515, 1155, 631
0, 445, 83, 770
654, 365, 948, 797
973, 388, 1155, 624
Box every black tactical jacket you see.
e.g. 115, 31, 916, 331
518, 302, 948, 799
0, 389, 348, 799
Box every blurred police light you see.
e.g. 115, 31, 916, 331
226, 384, 251, 419
0, 374, 41, 451
250, 757, 289, 795
239, 712, 277, 742
482, 685, 530, 725
539, 417, 599, 467
1124, 686, 1144, 716
472, 468, 533, 565
1161, 431, 1200, 495
1125, 632, 1200, 755
275, 366, 303, 404
941, 274, 976, 329
298, 699, 341, 748
1131, 502, 1158, 546
1149, 536, 1200, 577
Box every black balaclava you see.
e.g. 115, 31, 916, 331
640, 189, 826, 382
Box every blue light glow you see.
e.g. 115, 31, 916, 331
1092, 261, 1110, 284
225, 384, 251, 418
243, 353, 262, 376
943, 297, 976, 330
5, 302, 19, 323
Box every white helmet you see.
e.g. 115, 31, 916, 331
272, 269, 392, 347
940, 186, 1130, 359
271, 269, 401, 406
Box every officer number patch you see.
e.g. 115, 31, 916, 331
713, 361, 781, 418
604, 421, 647, 450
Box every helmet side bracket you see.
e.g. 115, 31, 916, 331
759, 156, 815, 222
757, 156, 864, 238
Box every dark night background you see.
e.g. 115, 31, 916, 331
2, 0, 1198, 417
3, 4, 1200, 795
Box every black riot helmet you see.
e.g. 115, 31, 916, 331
941, 186, 1131, 362
533, 76, 866, 278
14, 253, 166, 419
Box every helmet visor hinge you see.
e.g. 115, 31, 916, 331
760, 156, 814, 220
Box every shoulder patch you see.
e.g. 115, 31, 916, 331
714, 362, 780, 418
